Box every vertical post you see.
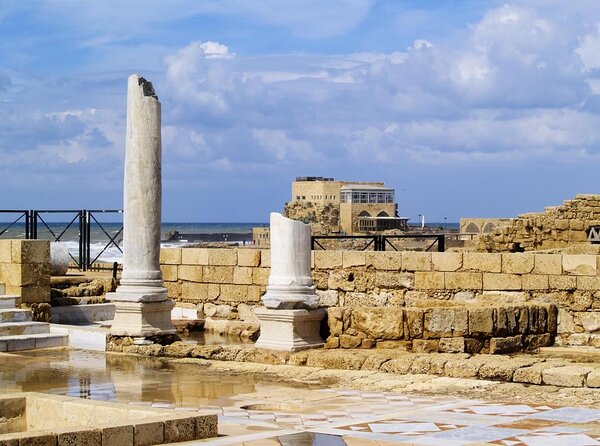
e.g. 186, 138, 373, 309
79, 211, 85, 270
438, 235, 445, 252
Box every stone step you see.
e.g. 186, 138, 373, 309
0, 322, 50, 337
0, 333, 68, 352
0, 309, 32, 323
0, 295, 18, 310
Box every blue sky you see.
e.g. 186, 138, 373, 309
2, 0, 600, 222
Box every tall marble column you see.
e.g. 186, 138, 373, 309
254, 213, 325, 351
107, 74, 175, 337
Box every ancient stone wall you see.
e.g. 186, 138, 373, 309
479, 194, 600, 252
160, 248, 600, 347
0, 240, 51, 304
283, 201, 340, 234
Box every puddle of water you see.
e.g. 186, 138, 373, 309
0, 349, 318, 408
179, 331, 248, 345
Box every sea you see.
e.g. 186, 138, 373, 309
0, 222, 266, 264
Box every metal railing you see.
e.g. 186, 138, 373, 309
0, 209, 122, 270
311, 234, 445, 252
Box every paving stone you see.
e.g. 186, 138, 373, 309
542, 365, 594, 387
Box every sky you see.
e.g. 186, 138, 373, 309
2, 0, 600, 223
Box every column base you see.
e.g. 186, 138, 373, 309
110, 300, 176, 337
254, 308, 326, 352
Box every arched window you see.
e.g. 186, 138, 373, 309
482, 222, 496, 233
464, 222, 480, 233
377, 211, 389, 217
358, 211, 371, 217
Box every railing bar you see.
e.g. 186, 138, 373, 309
0, 213, 25, 237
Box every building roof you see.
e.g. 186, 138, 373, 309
340, 184, 394, 191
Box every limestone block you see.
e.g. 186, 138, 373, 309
247, 285, 262, 302
202, 266, 234, 284
178, 265, 202, 282
483, 273, 521, 291
102, 425, 134, 446
524, 333, 552, 350
58, 429, 102, 445
375, 271, 414, 289
164, 417, 196, 443
160, 248, 182, 265
513, 362, 564, 385
260, 250, 271, 267
237, 303, 259, 322
366, 252, 402, 270
328, 269, 373, 292
181, 282, 209, 302
414, 272, 445, 290
444, 357, 488, 378
577, 276, 600, 291
401, 252, 432, 272
219, 284, 249, 303
327, 307, 344, 336
404, 308, 424, 338
533, 254, 562, 275
570, 219, 585, 230
578, 312, 600, 332
0, 263, 23, 286
444, 272, 482, 290
502, 253, 534, 274
208, 248, 237, 266
233, 267, 253, 285
438, 337, 464, 353
412, 339, 439, 353
342, 251, 366, 268
20, 286, 50, 304
431, 252, 462, 272
563, 255, 597, 276
463, 253, 501, 273
325, 336, 340, 348
380, 356, 417, 374
549, 275, 577, 290
314, 251, 342, 269
317, 290, 339, 307
522, 274, 549, 291
0, 240, 11, 263
238, 249, 261, 267
181, 248, 208, 265
351, 307, 404, 339
160, 265, 178, 282
587, 369, 600, 388
133, 420, 164, 446
204, 303, 236, 319
542, 365, 593, 387
340, 334, 363, 348
468, 307, 494, 336
423, 307, 467, 338
164, 282, 181, 300
489, 335, 523, 354
252, 268, 270, 286
208, 284, 220, 300
11, 240, 50, 264
566, 333, 591, 346
195, 414, 218, 439
478, 358, 539, 381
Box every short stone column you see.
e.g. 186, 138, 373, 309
254, 213, 325, 351
107, 74, 175, 338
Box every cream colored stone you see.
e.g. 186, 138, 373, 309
414, 272, 445, 290
483, 273, 521, 291
252, 268, 270, 286
522, 274, 549, 291
203, 266, 234, 284
562, 254, 597, 276
351, 307, 403, 339
375, 271, 414, 289
401, 252, 431, 272
431, 252, 462, 272
181, 282, 209, 301
110, 300, 175, 337
549, 275, 577, 290
533, 254, 562, 275
542, 365, 593, 387
577, 276, 600, 291
366, 252, 402, 270
181, 248, 209, 265
160, 248, 182, 265
255, 308, 326, 351
238, 249, 261, 267
444, 272, 482, 290
11, 240, 50, 264
260, 249, 271, 267
0, 240, 11, 263
160, 265, 177, 282
219, 284, 249, 303
342, 251, 366, 268
233, 267, 253, 285
463, 253, 501, 273
502, 253, 534, 274
178, 265, 202, 282
314, 251, 343, 269
208, 248, 237, 266
164, 417, 195, 443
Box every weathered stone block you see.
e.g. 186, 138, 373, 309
513, 362, 563, 385
178, 265, 202, 282
165, 281, 181, 300
549, 275, 577, 290
444, 272, 482, 290
305, 350, 367, 370
366, 252, 402, 270
524, 333, 553, 350
542, 365, 593, 387
401, 252, 431, 272
342, 251, 366, 268
317, 290, 339, 307
233, 267, 253, 285
468, 307, 494, 336
19, 286, 50, 304
412, 339, 439, 353
577, 276, 600, 291
260, 250, 271, 267
533, 254, 562, 275
12, 240, 49, 264
489, 335, 522, 354
219, 284, 250, 302
404, 308, 424, 338
375, 271, 414, 289
380, 356, 416, 374
522, 274, 549, 291
423, 307, 467, 338
340, 334, 363, 348
495, 306, 519, 336
463, 253, 501, 273
351, 307, 403, 340
181, 282, 209, 302
164, 417, 196, 443
578, 312, 600, 332
563, 255, 597, 276
208, 249, 237, 266
314, 251, 342, 269
203, 266, 234, 284
238, 249, 261, 267
444, 357, 487, 378
327, 308, 343, 336
247, 285, 263, 302
431, 252, 462, 272
160, 265, 178, 282
133, 420, 164, 446
414, 272, 445, 290
483, 273, 521, 291
181, 248, 208, 265
0, 240, 11, 263
587, 369, 600, 388
102, 425, 134, 446
502, 253, 534, 274
438, 337, 464, 353
252, 268, 270, 286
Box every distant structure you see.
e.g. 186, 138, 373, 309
285, 176, 408, 234
460, 218, 513, 236
252, 227, 270, 247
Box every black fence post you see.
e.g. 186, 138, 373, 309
438, 235, 445, 252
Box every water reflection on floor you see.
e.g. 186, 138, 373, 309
0, 349, 307, 409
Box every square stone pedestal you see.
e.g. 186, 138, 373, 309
254, 308, 326, 352
110, 300, 176, 337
